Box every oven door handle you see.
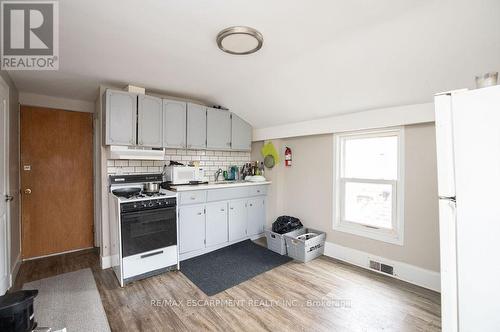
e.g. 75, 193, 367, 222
121, 206, 176, 218
140, 250, 164, 259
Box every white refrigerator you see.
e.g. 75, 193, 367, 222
435, 85, 500, 332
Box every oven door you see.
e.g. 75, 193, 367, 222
121, 207, 177, 258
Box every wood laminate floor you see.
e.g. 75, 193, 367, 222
13, 247, 441, 332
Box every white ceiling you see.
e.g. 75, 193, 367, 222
7, 0, 500, 128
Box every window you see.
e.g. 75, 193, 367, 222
334, 128, 404, 245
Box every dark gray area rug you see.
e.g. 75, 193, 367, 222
181, 240, 292, 296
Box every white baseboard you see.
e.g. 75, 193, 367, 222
9, 252, 21, 289
324, 241, 440, 292
101, 255, 112, 269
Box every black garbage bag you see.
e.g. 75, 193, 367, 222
272, 215, 303, 234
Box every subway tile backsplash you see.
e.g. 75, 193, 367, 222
107, 149, 251, 182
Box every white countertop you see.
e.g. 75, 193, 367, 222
169, 181, 271, 192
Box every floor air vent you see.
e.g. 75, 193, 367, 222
369, 260, 394, 276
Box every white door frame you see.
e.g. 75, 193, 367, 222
0, 74, 10, 293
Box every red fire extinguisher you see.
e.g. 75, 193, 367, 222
285, 147, 292, 167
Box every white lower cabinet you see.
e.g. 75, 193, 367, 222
247, 197, 265, 236
178, 185, 269, 258
179, 204, 206, 254
205, 202, 228, 246
228, 199, 248, 241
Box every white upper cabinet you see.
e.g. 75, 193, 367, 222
231, 113, 252, 151
138, 95, 163, 148
163, 99, 187, 149
105, 89, 137, 146
186, 103, 207, 149
206, 108, 231, 150
104, 89, 253, 151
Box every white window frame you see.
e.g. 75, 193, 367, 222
333, 127, 405, 245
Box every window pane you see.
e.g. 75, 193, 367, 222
344, 135, 398, 180
344, 182, 393, 229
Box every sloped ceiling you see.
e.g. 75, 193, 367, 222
7, 0, 500, 128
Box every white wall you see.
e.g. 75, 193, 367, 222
253, 102, 434, 141
19, 92, 95, 113
252, 123, 440, 273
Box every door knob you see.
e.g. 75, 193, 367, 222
24, 189, 32, 195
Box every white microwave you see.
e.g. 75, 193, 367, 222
164, 165, 205, 185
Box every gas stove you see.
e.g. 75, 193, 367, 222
108, 173, 179, 287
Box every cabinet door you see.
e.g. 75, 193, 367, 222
207, 108, 231, 150
247, 198, 265, 236
231, 113, 252, 151
186, 103, 206, 149
163, 99, 186, 148
105, 89, 137, 146
138, 95, 163, 147
205, 202, 228, 246
179, 205, 206, 253
228, 199, 247, 241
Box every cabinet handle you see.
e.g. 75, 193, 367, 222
249, 204, 253, 207
256, 190, 260, 193
197, 212, 202, 215
190, 196, 196, 200
230, 207, 234, 210
226, 142, 231, 146
220, 208, 225, 212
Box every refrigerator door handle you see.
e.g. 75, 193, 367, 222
439, 196, 456, 202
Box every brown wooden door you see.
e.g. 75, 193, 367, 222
21, 106, 94, 259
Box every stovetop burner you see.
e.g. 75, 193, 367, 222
125, 191, 168, 200
110, 174, 176, 201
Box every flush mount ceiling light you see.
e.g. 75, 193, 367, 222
216, 26, 263, 55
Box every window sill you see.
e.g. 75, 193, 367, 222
333, 222, 404, 246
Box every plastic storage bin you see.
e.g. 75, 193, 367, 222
284, 228, 326, 262
265, 227, 306, 255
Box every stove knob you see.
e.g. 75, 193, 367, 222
133, 204, 137, 209
148, 202, 154, 207
158, 201, 162, 205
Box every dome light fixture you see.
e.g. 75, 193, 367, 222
216, 26, 263, 55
